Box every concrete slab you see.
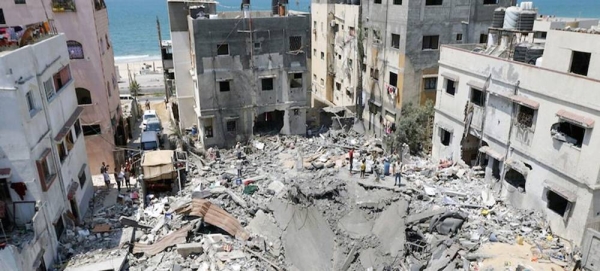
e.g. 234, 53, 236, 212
372, 200, 408, 257
337, 209, 374, 239
246, 209, 282, 242
346, 181, 393, 209
405, 207, 447, 225
271, 198, 334, 271
359, 248, 379, 270
176, 242, 204, 258
64, 255, 127, 271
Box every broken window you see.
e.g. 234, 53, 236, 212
78, 164, 87, 187
290, 73, 302, 88
57, 141, 67, 163
393, 0, 402, 4
289, 36, 302, 51
422, 35, 439, 50
551, 122, 585, 148
82, 125, 101, 136
547, 190, 570, 216
479, 34, 488, 44
26, 91, 36, 113
456, 33, 463, 41
54, 216, 64, 239
254, 42, 261, 50
570, 51, 591, 76
67, 40, 84, 59
321, 52, 324, 60
425, 0, 443, 6
374, 0, 382, 4
336, 82, 341, 91
294, 109, 300, 115
445, 79, 456, 95
52, 65, 72, 93
470, 88, 485, 106
371, 68, 380, 80
505, 168, 526, 192
534, 31, 547, 39
391, 34, 400, 49
424, 78, 437, 90
261, 78, 274, 91
226, 120, 236, 132
373, 29, 382, 43
491, 158, 501, 179
75, 88, 92, 105
74, 119, 81, 137
219, 81, 231, 92
389, 72, 397, 87
36, 149, 56, 191
516, 105, 535, 128
483, 0, 498, 4
439, 128, 451, 146
320, 78, 324, 86
204, 125, 213, 138
349, 27, 355, 37
217, 44, 229, 55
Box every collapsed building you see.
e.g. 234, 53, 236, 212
168, 0, 311, 148
432, 7, 600, 244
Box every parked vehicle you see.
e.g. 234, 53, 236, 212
142, 110, 157, 128
144, 118, 163, 143
140, 131, 160, 151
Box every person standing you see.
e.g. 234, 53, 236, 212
348, 148, 354, 172
236, 159, 243, 177
117, 169, 125, 192
374, 162, 381, 183
100, 162, 107, 174
393, 161, 402, 187
360, 159, 366, 179
145, 99, 150, 110
103, 171, 111, 189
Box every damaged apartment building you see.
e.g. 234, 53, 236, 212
167, 0, 311, 148
311, 0, 514, 137
432, 5, 600, 244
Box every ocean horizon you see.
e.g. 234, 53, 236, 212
107, 0, 600, 58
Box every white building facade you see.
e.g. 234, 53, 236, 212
432, 29, 600, 244
0, 34, 93, 271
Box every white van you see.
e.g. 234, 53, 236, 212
120, 94, 136, 101
142, 110, 158, 128
140, 131, 160, 151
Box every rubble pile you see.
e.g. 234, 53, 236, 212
63, 131, 577, 271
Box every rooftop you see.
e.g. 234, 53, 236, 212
0, 21, 58, 56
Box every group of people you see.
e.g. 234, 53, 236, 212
100, 159, 135, 192
349, 148, 405, 187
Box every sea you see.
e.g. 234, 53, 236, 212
107, 0, 600, 61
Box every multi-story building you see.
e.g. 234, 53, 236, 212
168, 0, 311, 147
431, 27, 600, 244
311, 0, 514, 136
49, 0, 124, 174
0, 31, 93, 270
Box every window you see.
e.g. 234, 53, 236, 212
456, 34, 463, 41
374, 0, 381, 4
57, 141, 67, 163
65, 130, 75, 152
391, 34, 400, 49
570, 51, 591, 76
0, 9, 4, 24
313, 74, 317, 81
516, 105, 535, 128
44, 78, 56, 101
26, 91, 35, 113
54, 216, 64, 239
546, 190, 570, 216
422, 35, 440, 50
15, 0, 26, 4
313, 49, 316, 56
424, 78, 437, 90
226, 120, 236, 132
290, 73, 302, 88
74, 119, 81, 137
75, 88, 92, 105
348, 58, 353, 67
67, 40, 84, 59
261, 78, 274, 91
534, 31, 547, 39
551, 122, 585, 148
105, 34, 110, 49
393, 0, 402, 4
289, 36, 302, 51
371, 68, 380, 80
483, 0, 498, 4
52, 65, 72, 92
491, 158, 501, 179
505, 169, 526, 192
389, 72, 398, 87
294, 109, 300, 116
320, 78, 324, 86
36, 149, 56, 191
78, 164, 87, 187
82, 125, 101, 136
219, 81, 231, 92
470, 88, 485, 106
52, 0, 77, 12
99, 38, 104, 54
480, 34, 488, 44
439, 128, 451, 146
336, 82, 341, 91
425, 0, 443, 5
321, 52, 324, 60
254, 42, 261, 50
217, 44, 229, 55
445, 79, 456, 95
349, 27, 355, 37
106, 81, 111, 97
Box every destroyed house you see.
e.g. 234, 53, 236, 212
432, 27, 600, 244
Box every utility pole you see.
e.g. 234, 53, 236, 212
157, 16, 169, 99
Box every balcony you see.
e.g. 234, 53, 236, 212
52, 0, 76, 12
95, 0, 107, 11
0, 22, 57, 55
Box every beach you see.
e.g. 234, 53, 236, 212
115, 55, 165, 96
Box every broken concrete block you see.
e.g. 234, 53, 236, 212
215, 250, 246, 262
337, 209, 374, 239
405, 207, 447, 225
372, 200, 408, 257
267, 180, 286, 196
176, 242, 204, 258
246, 210, 282, 242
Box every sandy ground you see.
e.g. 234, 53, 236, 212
115, 56, 164, 95
475, 243, 566, 271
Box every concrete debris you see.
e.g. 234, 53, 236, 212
59, 130, 576, 271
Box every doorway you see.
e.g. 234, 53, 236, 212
254, 110, 285, 135
69, 199, 79, 220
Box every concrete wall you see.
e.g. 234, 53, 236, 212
541, 30, 600, 80
192, 13, 310, 147
432, 39, 600, 244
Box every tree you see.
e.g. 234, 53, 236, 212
129, 78, 141, 97
386, 100, 434, 155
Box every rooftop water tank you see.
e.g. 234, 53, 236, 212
503, 6, 520, 29
526, 45, 544, 64
492, 8, 506, 28
517, 10, 537, 31
271, 0, 278, 15
513, 43, 532, 63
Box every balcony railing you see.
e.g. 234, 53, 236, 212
0, 22, 57, 54
52, 0, 76, 12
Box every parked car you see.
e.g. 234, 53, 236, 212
120, 94, 137, 101
144, 118, 163, 143
140, 131, 160, 151
142, 110, 158, 128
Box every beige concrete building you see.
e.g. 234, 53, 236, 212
432, 28, 600, 244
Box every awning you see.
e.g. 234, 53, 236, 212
67, 181, 79, 200
479, 146, 504, 161
215, 74, 233, 82
258, 74, 276, 79
369, 99, 382, 107
224, 115, 239, 120
509, 94, 539, 109
437, 122, 454, 133
440, 72, 459, 82
322, 106, 346, 114
54, 107, 84, 141
544, 180, 577, 202
467, 80, 485, 90
199, 115, 215, 119
422, 74, 438, 79
0, 168, 11, 178
556, 109, 595, 128
385, 114, 395, 123
505, 159, 530, 176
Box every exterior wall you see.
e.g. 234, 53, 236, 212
541, 30, 600, 80
52, 0, 121, 174
432, 38, 600, 244
192, 13, 310, 147
0, 34, 91, 270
